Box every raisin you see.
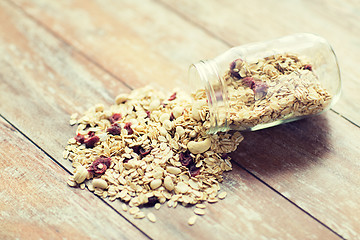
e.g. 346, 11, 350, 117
143, 196, 158, 207
132, 145, 152, 156
124, 122, 133, 135
168, 92, 177, 101
253, 81, 268, 100
229, 58, 243, 79
179, 151, 193, 167
74, 134, 85, 144
304, 64, 312, 71
108, 113, 122, 124
88, 157, 111, 174
189, 164, 200, 177
107, 123, 121, 135
84, 135, 99, 148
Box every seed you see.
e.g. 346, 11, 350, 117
122, 203, 128, 212
194, 208, 205, 216
134, 212, 145, 219
147, 213, 157, 223
129, 207, 140, 215
175, 182, 189, 194
154, 203, 161, 210
218, 191, 227, 200
196, 203, 206, 209
115, 93, 128, 104
92, 179, 108, 189
166, 166, 181, 175
95, 104, 104, 112
188, 215, 197, 226
175, 126, 185, 137
150, 179, 162, 189
67, 179, 77, 187
164, 176, 174, 191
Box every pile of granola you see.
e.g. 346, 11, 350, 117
64, 86, 243, 224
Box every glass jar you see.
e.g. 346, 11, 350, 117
189, 33, 341, 133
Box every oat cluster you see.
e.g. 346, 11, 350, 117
64, 53, 332, 224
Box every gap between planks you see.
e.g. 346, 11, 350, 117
1, 1, 348, 238
0, 113, 153, 240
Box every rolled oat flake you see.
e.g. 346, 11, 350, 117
189, 33, 341, 133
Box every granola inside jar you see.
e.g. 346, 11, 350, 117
189, 33, 341, 133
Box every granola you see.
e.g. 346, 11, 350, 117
64, 86, 243, 214
193, 53, 333, 131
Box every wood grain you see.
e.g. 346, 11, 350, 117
158, 0, 360, 127
232, 112, 360, 239
0, 1, 343, 239
10, 0, 229, 92
0, 118, 149, 240
7, 1, 360, 238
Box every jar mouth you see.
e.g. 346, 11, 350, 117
189, 61, 230, 133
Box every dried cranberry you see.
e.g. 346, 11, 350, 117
84, 135, 99, 148
88, 157, 111, 174
168, 92, 177, 101
242, 77, 255, 89
74, 134, 85, 144
124, 122, 133, 135
179, 151, 193, 167
170, 112, 175, 121
189, 165, 200, 177
146, 110, 151, 118
304, 64, 312, 71
108, 113, 122, 124
143, 196, 158, 207
88, 131, 95, 137
139, 147, 152, 156
107, 123, 121, 135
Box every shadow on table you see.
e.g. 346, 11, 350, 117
229, 114, 331, 178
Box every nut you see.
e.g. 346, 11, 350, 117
187, 138, 211, 154
73, 165, 88, 184
164, 176, 174, 191
92, 178, 108, 189
150, 179, 162, 189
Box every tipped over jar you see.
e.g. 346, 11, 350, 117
189, 33, 341, 133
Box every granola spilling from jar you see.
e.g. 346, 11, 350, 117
64, 86, 243, 224
193, 53, 333, 131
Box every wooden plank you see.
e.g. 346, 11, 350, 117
9, 0, 229, 92
157, 0, 360, 126
0, 118, 149, 240
0, 1, 341, 239
232, 112, 360, 239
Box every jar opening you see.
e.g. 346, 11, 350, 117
189, 61, 230, 133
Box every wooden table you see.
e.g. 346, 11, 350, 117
1, 0, 359, 239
